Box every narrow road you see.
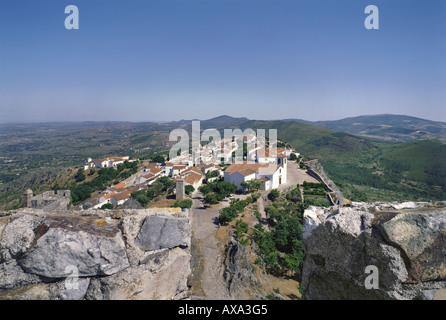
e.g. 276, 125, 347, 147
190, 192, 231, 299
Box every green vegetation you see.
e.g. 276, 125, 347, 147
150, 154, 166, 165
321, 140, 446, 202
267, 189, 280, 201
100, 203, 114, 210
218, 197, 253, 225
131, 189, 153, 207
240, 179, 262, 193
199, 180, 238, 205
253, 188, 306, 275
205, 170, 220, 179
74, 168, 86, 182
185, 185, 195, 195
172, 199, 193, 210
245, 120, 446, 201
148, 176, 175, 197
302, 182, 331, 207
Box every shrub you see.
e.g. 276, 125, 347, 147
185, 185, 195, 195
268, 189, 280, 201
172, 199, 193, 209
100, 203, 114, 210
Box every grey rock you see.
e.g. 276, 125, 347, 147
223, 237, 259, 299
378, 210, 446, 282
85, 247, 191, 300
302, 203, 446, 300
0, 209, 192, 300
0, 260, 41, 290
273, 292, 285, 300
0, 214, 43, 262
135, 215, 190, 251
59, 277, 90, 300
18, 215, 129, 278
116, 198, 143, 210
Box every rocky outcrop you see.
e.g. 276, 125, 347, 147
302, 202, 446, 300
0, 208, 191, 300
223, 235, 259, 299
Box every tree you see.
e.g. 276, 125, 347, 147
172, 199, 193, 210
268, 189, 280, 201
185, 185, 195, 195
75, 168, 86, 182
204, 193, 219, 205
151, 154, 165, 164
290, 153, 298, 161
198, 184, 211, 195
100, 203, 114, 210
132, 190, 151, 207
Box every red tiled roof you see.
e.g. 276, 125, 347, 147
225, 162, 279, 177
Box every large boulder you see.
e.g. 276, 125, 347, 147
378, 211, 446, 282
17, 215, 129, 278
302, 203, 446, 300
135, 215, 190, 251
0, 214, 43, 262
0, 208, 192, 300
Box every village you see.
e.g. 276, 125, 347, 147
78, 133, 306, 210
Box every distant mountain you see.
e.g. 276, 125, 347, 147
175, 115, 249, 130
200, 115, 250, 129
306, 114, 446, 142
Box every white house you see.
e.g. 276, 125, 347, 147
224, 162, 284, 190
110, 192, 131, 206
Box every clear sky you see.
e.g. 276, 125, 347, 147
0, 0, 445, 123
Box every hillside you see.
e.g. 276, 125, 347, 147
303, 114, 446, 142
244, 119, 446, 202
1, 115, 445, 210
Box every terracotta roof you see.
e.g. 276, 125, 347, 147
182, 166, 202, 176
225, 162, 279, 177
111, 192, 131, 201
184, 174, 202, 185
150, 167, 162, 174
103, 192, 117, 200
143, 172, 155, 179
146, 163, 159, 170
113, 182, 126, 189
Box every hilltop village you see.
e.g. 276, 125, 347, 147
77, 134, 296, 210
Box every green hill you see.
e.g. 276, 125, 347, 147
310, 114, 446, 142
245, 119, 446, 202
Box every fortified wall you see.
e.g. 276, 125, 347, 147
23, 189, 71, 212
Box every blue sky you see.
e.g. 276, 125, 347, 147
0, 0, 445, 123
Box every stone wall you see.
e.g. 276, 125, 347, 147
302, 201, 446, 300
0, 207, 191, 300
305, 159, 344, 206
